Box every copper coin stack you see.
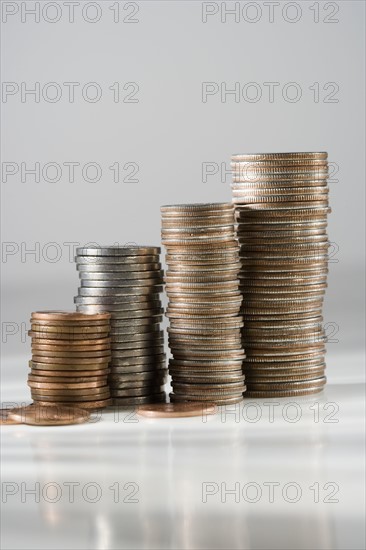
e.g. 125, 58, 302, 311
28, 311, 112, 409
161, 203, 246, 405
231, 152, 330, 397
74, 246, 167, 406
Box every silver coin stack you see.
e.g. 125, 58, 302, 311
161, 203, 246, 405
74, 246, 167, 406
231, 152, 330, 398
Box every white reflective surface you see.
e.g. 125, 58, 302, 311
1, 352, 365, 550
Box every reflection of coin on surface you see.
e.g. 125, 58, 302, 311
136, 402, 217, 418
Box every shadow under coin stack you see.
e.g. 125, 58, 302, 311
231, 152, 330, 397
29, 311, 112, 409
161, 203, 246, 405
74, 246, 167, 406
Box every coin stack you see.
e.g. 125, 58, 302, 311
74, 246, 167, 406
161, 203, 246, 405
28, 311, 112, 409
231, 152, 330, 397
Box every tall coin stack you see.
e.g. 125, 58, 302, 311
161, 203, 246, 405
74, 246, 167, 406
231, 152, 330, 397
29, 311, 112, 409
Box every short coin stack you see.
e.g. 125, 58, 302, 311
231, 152, 330, 397
161, 203, 246, 405
29, 311, 112, 409
74, 246, 167, 406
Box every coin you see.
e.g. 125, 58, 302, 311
0, 409, 22, 425
8, 404, 90, 425
109, 369, 167, 382
77, 265, 162, 274
31, 356, 111, 365
28, 374, 108, 383
29, 360, 110, 371
136, 402, 217, 418
76, 246, 160, 256
112, 393, 166, 406
170, 393, 244, 405
75, 255, 160, 265
33, 399, 113, 409
110, 363, 166, 374
31, 311, 111, 322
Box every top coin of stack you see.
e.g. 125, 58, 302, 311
230, 152, 330, 397
74, 246, 167, 406
29, 311, 112, 409
161, 203, 246, 405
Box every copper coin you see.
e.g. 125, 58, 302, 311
32, 352, 111, 360
31, 311, 111, 322
29, 368, 110, 378
136, 402, 217, 418
28, 374, 108, 383
31, 392, 110, 402
31, 345, 111, 354
30, 385, 109, 396
28, 384, 107, 393
8, 404, 90, 425
30, 320, 110, 328
29, 335, 111, 346
30, 360, 110, 370
0, 408, 22, 425
33, 399, 112, 409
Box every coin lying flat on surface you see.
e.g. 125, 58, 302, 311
0, 409, 22, 425
136, 402, 217, 418
7, 404, 90, 426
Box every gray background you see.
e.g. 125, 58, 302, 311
1, 0, 365, 383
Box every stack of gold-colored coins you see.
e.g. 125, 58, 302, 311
28, 311, 112, 409
231, 152, 330, 397
161, 203, 246, 405
74, 246, 167, 406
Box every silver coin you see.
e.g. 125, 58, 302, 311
77, 293, 161, 302
111, 330, 164, 342
110, 367, 166, 377
79, 271, 164, 281
79, 270, 164, 286
76, 256, 160, 265
111, 361, 166, 376
74, 296, 162, 305
111, 393, 166, 406
110, 316, 163, 327
76, 246, 160, 256
109, 379, 167, 391
111, 386, 166, 397
77, 287, 163, 297
76, 305, 163, 315
109, 372, 167, 386
112, 347, 165, 359
77, 264, 162, 274
111, 338, 164, 350
76, 286, 163, 296
109, 369, 168, 382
